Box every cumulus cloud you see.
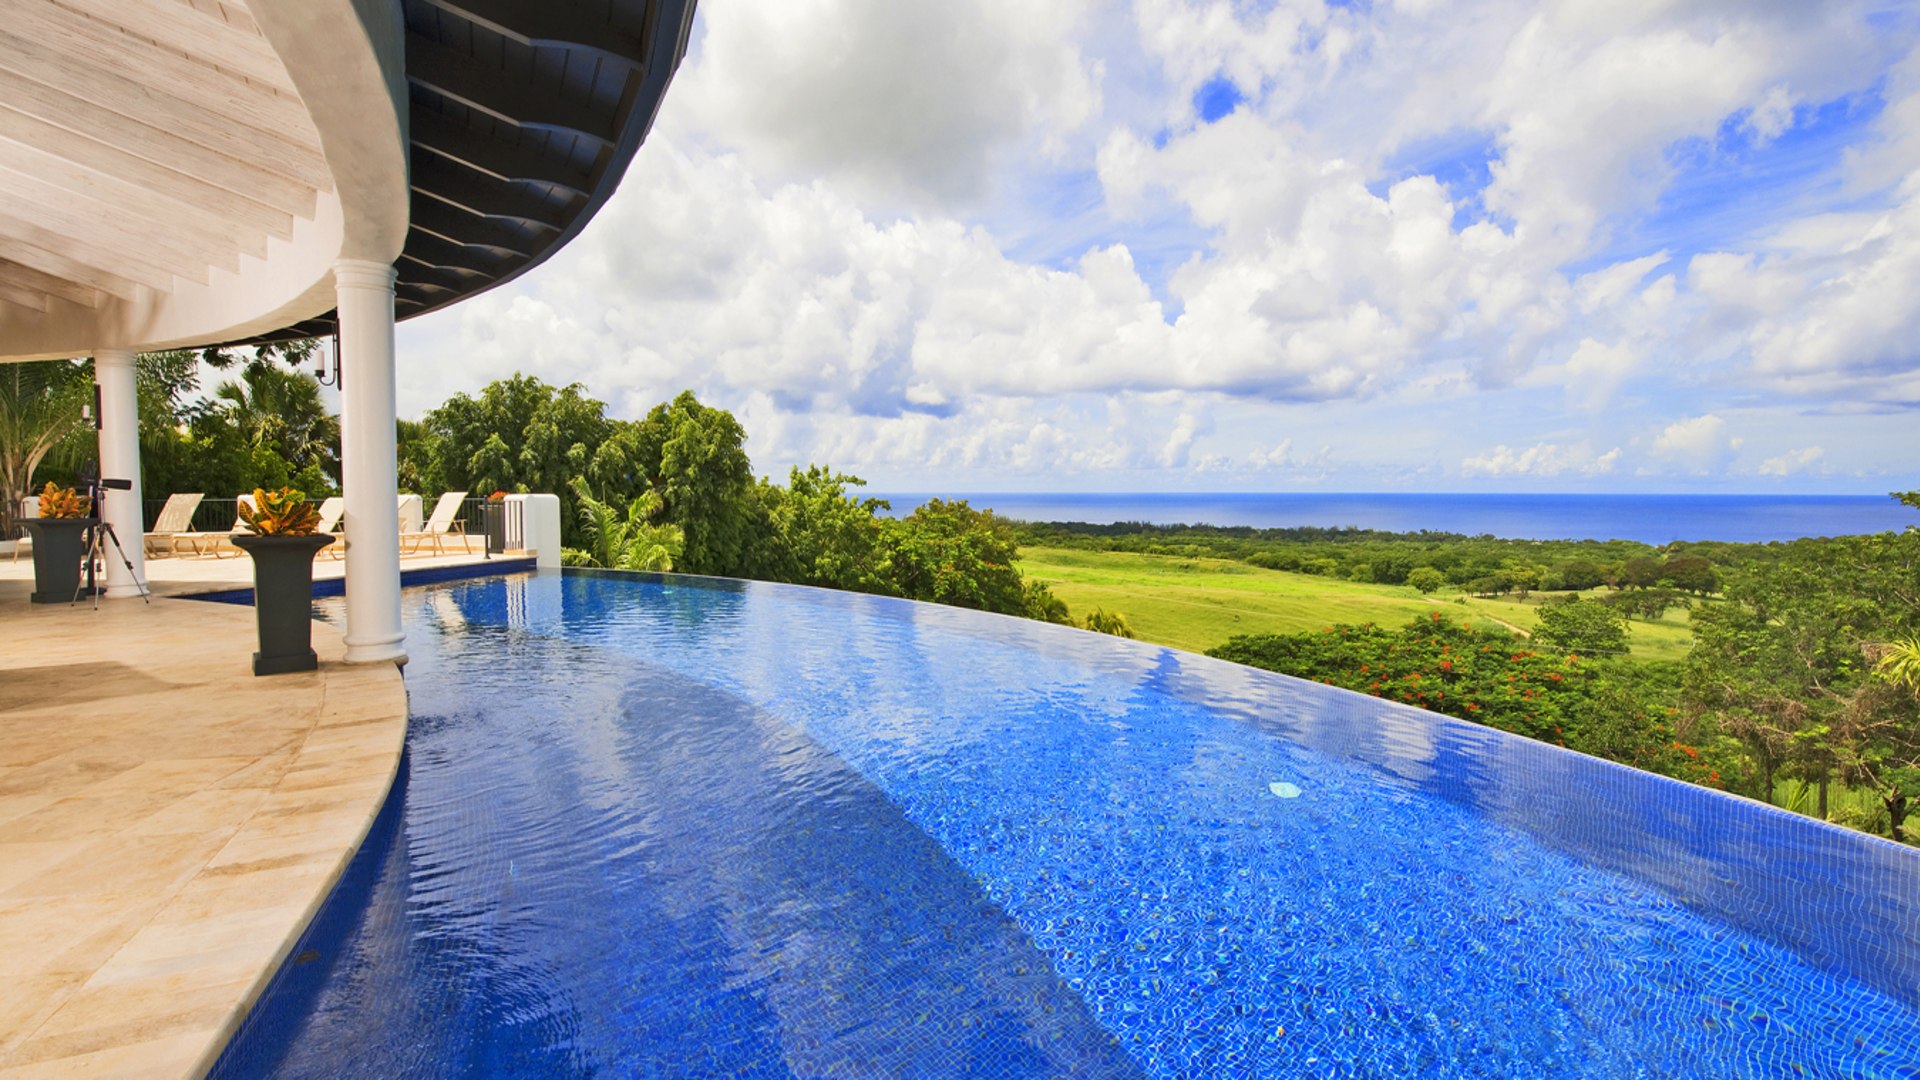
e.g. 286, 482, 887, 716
1460, 442, 1621, 478
673, 0, 1102, 208
1652, 414, 1744, 474
387, 1, 1920, 490
1759, 446, 1825, 477
1536, 338, 1642, 412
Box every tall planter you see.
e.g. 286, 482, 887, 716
20, 517, 98, 604
231, 533, 336, 675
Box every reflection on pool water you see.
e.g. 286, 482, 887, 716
214, 570, 1920, 1078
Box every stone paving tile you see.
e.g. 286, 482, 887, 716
0, 579, 408, 1078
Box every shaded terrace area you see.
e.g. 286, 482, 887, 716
0, 580, 406, 1078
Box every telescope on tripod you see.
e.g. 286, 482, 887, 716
73, 460, 149, 606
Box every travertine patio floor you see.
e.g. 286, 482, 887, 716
0, 577, 409, 1078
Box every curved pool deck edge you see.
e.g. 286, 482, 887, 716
0, 587, 407, 1080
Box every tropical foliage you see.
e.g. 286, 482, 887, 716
1083, 608, 1135, 637
1210, 615, 1724, 789
35, 481, 91, 519
237, 487, 320, 536
0, 360, 90, 538
1198, 495, 1920, 843
563, 478, 685, 572
124, 345, 341, 504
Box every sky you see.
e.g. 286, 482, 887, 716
393, 0, 1920, 494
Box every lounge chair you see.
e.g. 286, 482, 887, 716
143, 493, 204, 558
316, 496, 344, 559
170, 494, 253, 558
6, 496, 31, 561
403, 491, 470, 556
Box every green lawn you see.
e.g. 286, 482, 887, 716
1019, 546, 1696, 663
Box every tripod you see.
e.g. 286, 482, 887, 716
74, 472, 150, 607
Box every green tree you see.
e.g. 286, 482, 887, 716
633, 390, 764, 576
1209, 614, 1719, 784
1681, 532, 1920, 811
411, 375, 638, 545
1662, 555, 1719, 596
1617, 557, 1662, 589
209, 361, 340, 495
127, 345, 343, 509
1556, 558, 1609, 591
1083, 608, 1135, 637
0, 359, 90, 539
761, 466, 896, 593
1846, 638, 1920, 841
888, 499, 1027, 615
1605, 587, 1684, 622
1406, 566, 1447, 595
1534, 596, 1630, 656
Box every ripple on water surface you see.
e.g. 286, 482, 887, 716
215, 571, 1920, 1079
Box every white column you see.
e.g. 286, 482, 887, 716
335, 259, 406, 664
93, 348, 146, 598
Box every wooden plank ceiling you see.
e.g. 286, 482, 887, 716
0, 0, 695, 341
257, 0, 697, 344
0, 0, 329, 315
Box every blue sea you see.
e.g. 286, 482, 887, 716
869, 492, 1915, 545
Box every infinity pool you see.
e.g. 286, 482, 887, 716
214, 570, 1920, 1078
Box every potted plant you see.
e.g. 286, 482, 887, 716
230, 487, 336, 675
19, 481, 97, 603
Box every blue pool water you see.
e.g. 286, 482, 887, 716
215, 571, 1920, 1078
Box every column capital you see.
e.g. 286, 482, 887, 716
92, 347, 136, 368
333, 259, 398, 292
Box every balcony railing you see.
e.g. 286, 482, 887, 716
141, 494, 496, 536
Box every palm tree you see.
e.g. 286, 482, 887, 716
0, 360, 90, 541
1862, 638, 1920, 842
566, 477, 684, 571
1876, 639, 1920, 692
211, 362, 340, 486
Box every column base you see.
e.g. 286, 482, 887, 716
103, 583, 148, 599
343, 634, 408, 665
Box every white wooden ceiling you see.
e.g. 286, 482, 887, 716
0, 0, 332, 316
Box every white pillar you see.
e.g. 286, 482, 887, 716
93, 348, 146, 598
335, 259, 406, 664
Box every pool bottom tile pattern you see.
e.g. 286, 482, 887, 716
219, 572, 1920, 1079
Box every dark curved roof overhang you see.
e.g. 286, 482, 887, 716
243, 0, 697, 344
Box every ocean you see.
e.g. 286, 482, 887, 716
868, 492, 1916, 545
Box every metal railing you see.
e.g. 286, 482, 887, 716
142, 494, 501, 539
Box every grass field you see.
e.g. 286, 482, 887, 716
1019, 546, 1697, 663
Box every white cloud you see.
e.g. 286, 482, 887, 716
1460, 442, 1621, 478
385, 2, 1920, 493
673, 0, 1102, 208
1759, 446, 1826, 477
1652, 414, 1744, 474
1537, 338, 1642, 412
1745, 84, 1798, 144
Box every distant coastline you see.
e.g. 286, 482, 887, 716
868, 492, 1914, 545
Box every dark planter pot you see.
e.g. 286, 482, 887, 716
231, 533, 337, 676
481, 500, 504, 556
20, 517, 99, 604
